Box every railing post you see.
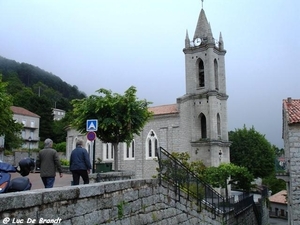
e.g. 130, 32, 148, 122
212, 203, 216, 219
156, 147, 162, 186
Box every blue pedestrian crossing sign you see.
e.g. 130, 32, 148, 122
86, 119, 98, 131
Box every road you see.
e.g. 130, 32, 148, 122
10, 172, 73, 190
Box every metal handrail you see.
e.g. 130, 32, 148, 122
156, 147, 234, 216
156, 146, 267, 224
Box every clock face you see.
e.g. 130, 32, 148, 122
194, 38, 201, 46
215, 40, 219, 48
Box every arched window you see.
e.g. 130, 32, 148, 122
198, 59, 205, 87
146, 130, 158, 159
200, 113, 207, 138
217, 113, 221, 137
214, 59, 219, 90
148, 139, 152, 157
124, 140, 135, 160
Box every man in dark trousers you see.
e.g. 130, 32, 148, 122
69, 139, 92, 185
36, 138, 63, 188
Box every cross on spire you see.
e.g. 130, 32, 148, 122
201, 0, 204, 9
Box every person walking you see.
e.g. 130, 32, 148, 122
36, 138, 63, 188
69, 139, 92, 185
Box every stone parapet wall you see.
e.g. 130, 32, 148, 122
1, 155, 14, 165
2, 151, 66, 166
89, 170, 135, 183
0, 179, 223, 225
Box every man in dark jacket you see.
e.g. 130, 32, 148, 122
36, 138, 63, 188
70, 139, 92, 185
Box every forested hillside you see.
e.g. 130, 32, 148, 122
0, 55, 87, 146
0, 55, 86, 103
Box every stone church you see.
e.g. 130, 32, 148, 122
66, 5, 231, 179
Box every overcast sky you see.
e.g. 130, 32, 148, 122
1, 0, 299, 148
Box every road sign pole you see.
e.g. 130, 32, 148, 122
86, 131, 96, 173
92, 140, 96, 173
86, 119, 98, 173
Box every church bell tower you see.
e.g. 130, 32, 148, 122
177, 5, 230, 167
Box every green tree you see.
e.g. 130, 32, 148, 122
3, 129, 24, 151
273, 145, 284, 157
52, 112, 73, 144
0, 74, 23, 150
71, 86, 153, 171
11, 87, 35, 108
3, 72, 25, 95
52, 120, 66, 143
262, 175, 286, 195
205, 163, 254, 199
8, 82, 55, 142
27, 95, 54, 141
32, 82, 63, 107
169, 152, 207, 179
229, 125, 275, 179
262, 145, 286, 194
53, 142, 66, 153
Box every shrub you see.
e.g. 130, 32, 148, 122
4, 150, 13, 156
54, 142, 66, 153
60, 159, 70, 166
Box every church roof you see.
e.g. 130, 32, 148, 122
269, 190, 287, 205
193, 8, 211, 40
149, 104, 178, 116
11, 106, 40, 118
283, 98, 300, 124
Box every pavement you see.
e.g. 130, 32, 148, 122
269, 217, 288, 225
9, 172, 74, 190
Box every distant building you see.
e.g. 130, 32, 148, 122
281, 97, 300, 224
269, 190, 287, 220
52, 108, 65, 121
11, 106, 40, 150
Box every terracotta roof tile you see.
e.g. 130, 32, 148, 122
10, 106, 40, 118
148, 104, 178, 115
269, 190, 287, 205
283, 98, 300, 124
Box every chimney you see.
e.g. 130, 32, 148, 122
287, 97, 292, 103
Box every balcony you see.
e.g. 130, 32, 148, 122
23, 125, 38, 129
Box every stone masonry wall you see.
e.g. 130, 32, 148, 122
288, 125, 300, 224
0, 179, 224, 225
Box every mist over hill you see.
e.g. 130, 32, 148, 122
0, 55, 89, 143
0, 55, 86, 103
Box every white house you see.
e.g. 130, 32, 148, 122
11, 106, 40, 150
269, 190, 288, 220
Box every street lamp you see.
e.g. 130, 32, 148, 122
28, 136, 32, 157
